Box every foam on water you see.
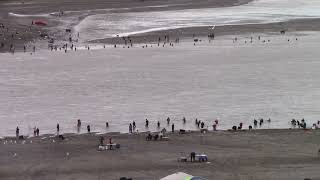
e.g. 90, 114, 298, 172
74, 0, 320, 41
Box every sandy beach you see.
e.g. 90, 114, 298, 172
1, 129, 320, 180
1, 0, 320, 179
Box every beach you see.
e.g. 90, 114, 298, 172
1, 129, 320, 180
1, 0, 320, 179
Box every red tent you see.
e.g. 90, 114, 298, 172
34, 20, 47, 26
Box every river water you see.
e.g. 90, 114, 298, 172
1, 32, 320, 136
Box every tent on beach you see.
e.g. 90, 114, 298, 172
160, 172, 208, 180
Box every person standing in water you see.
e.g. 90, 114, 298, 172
157, 121, 160, 128
57, 123, 60, 132
167, 117, 170, 125
87, 125, 91, 133
172, 123, 175, 133
129, 123, 133, 133
16, 127, 19, 137
145, 119, 149, 127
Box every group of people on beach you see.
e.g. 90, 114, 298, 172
128, 117, 214, 134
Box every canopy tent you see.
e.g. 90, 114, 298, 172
160, 172, 208, 180
160, 172, 193, 180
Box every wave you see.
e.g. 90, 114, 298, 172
8, 12, 53, 18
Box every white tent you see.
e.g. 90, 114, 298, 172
160, 172, 193, 180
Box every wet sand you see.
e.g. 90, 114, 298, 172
1, 129, 320, 180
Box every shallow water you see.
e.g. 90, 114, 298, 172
1, 32, 320, 136
74, 0, 320, 41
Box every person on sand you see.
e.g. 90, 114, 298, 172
129, 123, 133, 133
145, 119, 149, 127
16, 127, 19, 137
109, 138, 113, 149
172, 123, 174, 133
167, 117, 170, 125
191, 152, 196, 162
99, 136, 104, 145
87, 125, 90, 133
157, 121, 160, 128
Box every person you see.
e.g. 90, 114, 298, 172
77, 119, 81, 127
191, 152, 196, 162
167, 117, 170, 125
146, 133, 152, 141
133, 121, 136, 129
106, 122, 109, 128
109, 138, 113, 149
253, 119, 258, 127
57, 123, 60, 132
145, 119, 149, 127
201, 122, 205, 129
249, 125, 252, 130
259, 118, 264, 126
129, 123, 132, 133
172, 123, 175, 133
183, 117, 186, 124
195, 118, 198, 125
16, 127, 19, 137
87, 125, 90, 133
36, 128, 39, 136
33, 127, 37, 136
213, 123, 217, 131
157, 121, 160, 128
232, 126, 237, 131
99, 136, 104, 145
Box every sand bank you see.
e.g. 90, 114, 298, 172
0, 129, 320, 180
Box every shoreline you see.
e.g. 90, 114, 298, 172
90, 18, 320, 45
1, 125, 313, 141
